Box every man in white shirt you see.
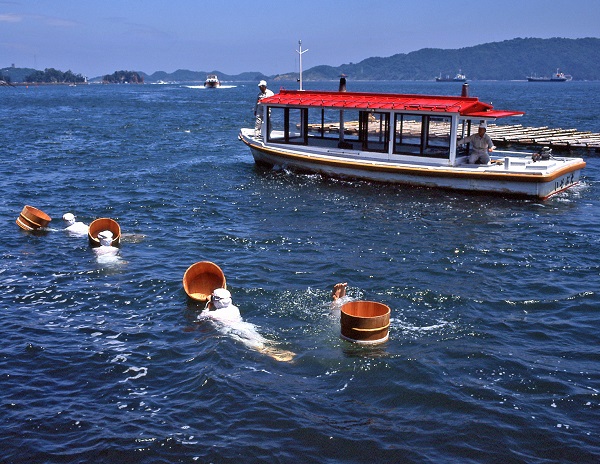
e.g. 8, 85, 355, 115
458, 122, 494, 164
254, 80, 274, 136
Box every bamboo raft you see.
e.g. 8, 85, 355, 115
306, 121, 600, 152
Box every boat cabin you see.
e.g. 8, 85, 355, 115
257, 90, 523, 166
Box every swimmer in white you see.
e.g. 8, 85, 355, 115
93, 230, 121, 264
62, 212, 89, 237
199, 288, 295, 362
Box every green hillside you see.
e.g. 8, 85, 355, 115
294, 37, 600, 81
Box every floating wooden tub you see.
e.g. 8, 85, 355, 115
88, 218, 121, 247
16, 217, 35, 231
19, 205, 52, 229
183, 261, 226, 302
340, 301, 390, 345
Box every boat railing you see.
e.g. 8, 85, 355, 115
493, 148, 571, 162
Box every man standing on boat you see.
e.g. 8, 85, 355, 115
458, 122, 494, 164
254, 80, 274, 137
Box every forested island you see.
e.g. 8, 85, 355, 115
0, 68, 86, 84
2, 37, 600, 84
102, 70, 144, 84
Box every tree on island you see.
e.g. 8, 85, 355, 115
102, 71, 144, 84
24, 68, 86, 83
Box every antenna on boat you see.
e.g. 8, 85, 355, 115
296, 40, 308, 91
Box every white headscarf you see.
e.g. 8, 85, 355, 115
98, 230, 113, 247
63, 213, 75, 226
211, 288, 232, 309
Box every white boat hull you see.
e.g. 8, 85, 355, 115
240, 129, 584, 199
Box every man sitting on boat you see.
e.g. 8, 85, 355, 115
458, 122, 494, 164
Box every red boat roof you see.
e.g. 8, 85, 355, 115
260, 89, 524, 119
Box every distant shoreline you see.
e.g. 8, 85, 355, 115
8, 82, 89, 86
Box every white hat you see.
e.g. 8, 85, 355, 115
211, 288, 232, 309
258, 80, 267, 87
63, 213, 75, 221
479, 122, 487, 129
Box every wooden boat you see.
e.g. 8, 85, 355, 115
88, 218, 121, 247
204, 74, 220, 88
527, 69, 572, 82
182, 261, 226, 302
238, 86, 585, 199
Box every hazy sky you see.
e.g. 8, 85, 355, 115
1, 0, 598, 77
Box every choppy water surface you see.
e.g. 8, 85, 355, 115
1, 81, 600, 463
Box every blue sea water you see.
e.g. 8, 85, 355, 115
1, 80, 600, 463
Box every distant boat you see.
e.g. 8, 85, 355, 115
527, 69, 572, 82
436, 71, 467, 82
204, 74, 220, 88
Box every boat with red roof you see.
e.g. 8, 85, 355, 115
238, 82, 585, 199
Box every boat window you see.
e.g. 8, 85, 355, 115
456, 120, 472, 157
266, 107, 285, 142
359, 111, 390, 153
266, 107, 308, 144
306, 108, 362, 148
425, 116, 451, 153
265, 106, 386, 152
393, 114, 451, 158
393, 114, 423, 155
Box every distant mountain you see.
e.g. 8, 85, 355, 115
91, 69, 269, 83
3, 38, 599, 84
139, 69, 270, 83
286, 37, 600, 81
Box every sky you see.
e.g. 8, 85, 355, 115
1, 0, 599, 78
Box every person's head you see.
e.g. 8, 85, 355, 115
98, 230, 113, 247
478, 122, 487, 135
63, 212, 75, 226
258, 80, 267, 91
211, 288, 232, 309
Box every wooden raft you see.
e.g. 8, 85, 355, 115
485, 124, 600, 151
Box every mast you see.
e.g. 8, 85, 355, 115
296, 40, 308, 91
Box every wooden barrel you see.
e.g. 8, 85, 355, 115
88, 218, 121, 247
19, 205, 52, 229
16, 217, 35, 231
340, 300, 390, 345
183, 261, 227, 302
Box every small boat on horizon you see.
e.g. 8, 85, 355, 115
204, 74, 220, 88
239, 84, 585, 200
436, 71, 467, 82
527, 69, 572, 82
